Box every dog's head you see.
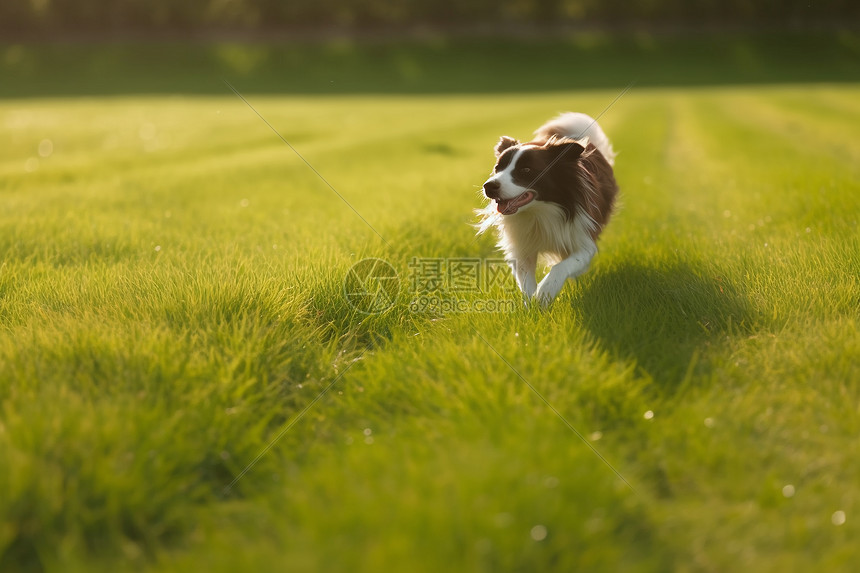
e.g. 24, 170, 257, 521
482, 136, 587, 216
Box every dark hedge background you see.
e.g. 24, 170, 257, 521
2, 0, 857, 35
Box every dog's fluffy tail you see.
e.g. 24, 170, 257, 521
534, 112, 616, 166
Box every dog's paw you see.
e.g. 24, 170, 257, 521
520, 287, 537, 304
534, 286, 556, 308
534, 275, 564, 308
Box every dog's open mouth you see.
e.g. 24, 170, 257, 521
496, 191, 535, 215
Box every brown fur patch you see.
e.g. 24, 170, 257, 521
577, 143, 618, 235
503, 139, 617, 238
494, 136, 519, 157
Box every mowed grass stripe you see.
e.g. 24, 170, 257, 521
678, 91, 859, 325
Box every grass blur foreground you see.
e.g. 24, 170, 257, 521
1, 32, 859, 572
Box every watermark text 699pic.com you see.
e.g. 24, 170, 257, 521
343, 257, 520, 315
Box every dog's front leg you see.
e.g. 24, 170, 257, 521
511, 255, 537, 300
535, 248, 595, 307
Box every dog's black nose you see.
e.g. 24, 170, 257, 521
483, 179, 501, 199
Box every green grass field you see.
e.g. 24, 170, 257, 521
1, 33, 859, 572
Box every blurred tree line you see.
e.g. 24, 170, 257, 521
1, 0, 856, 35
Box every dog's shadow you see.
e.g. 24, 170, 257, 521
577, 261, 755, 392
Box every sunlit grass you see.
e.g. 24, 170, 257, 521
1, 54, 859, 572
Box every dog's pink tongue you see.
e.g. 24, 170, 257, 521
496, 191, 534, 215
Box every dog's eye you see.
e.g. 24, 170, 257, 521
520, 167, 532, 174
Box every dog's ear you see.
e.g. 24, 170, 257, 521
495, 136, 519, 157
545, 138, 586, 161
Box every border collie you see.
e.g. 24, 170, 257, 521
477, 112, 619, 306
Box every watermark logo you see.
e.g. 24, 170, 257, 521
342, 258, 400, 314
344, 257, 518, 315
